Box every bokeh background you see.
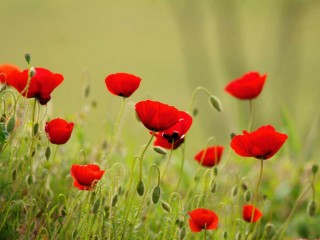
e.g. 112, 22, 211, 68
1, 0, 320, 157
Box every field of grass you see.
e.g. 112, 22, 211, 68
1, 1, 320, 239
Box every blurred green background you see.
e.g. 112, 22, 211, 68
1, 0, 320, 158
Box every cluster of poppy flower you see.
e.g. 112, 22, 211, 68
1, 63, 288, 233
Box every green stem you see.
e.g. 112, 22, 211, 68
248, 100, 254, 131
160, 143, 174, 182
139, 132, 155, 180
105, 97, 126, 168
188, 86, 212, 112
29, 99, 37, 176
175, 143, 186, 192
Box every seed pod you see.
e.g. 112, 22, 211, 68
137, 180, 144, 196
33, 122, 39, 136
263, 223, 276, 238
12, 169, 17, 181
153, 146, 167, 155
307, 200, 317, 217
209, 95, 222, 112
112, 195, 118, 207
244, 190, 251, 202
45, 146, 51, 160
232, 186, 238, 197
161, 201, 171, 212
152, 186, 161, 204
179, 227, 186, 240
25, 53, 31, 64
6, 117, 15, 133
312, 164, 318, 175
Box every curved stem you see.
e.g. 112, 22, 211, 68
139, 131, 155, 180
105, 97, 126, 168
188, 86, 212, 112
160, 143, 174, 182
175, 143, 186, 192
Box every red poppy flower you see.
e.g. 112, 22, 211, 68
153, 111, 192, 150
242, 205, 263, 223
0, 64, 21, 84
7, 67, 63, 105
135, 100, 180, 132
225, 71, 267, 100
194, 146, 224, 167
231, 125, 288, 160
105, 72, 141, 97
188, 208, 219, 232
70, 164, 105, 190
45, 118, 74, 145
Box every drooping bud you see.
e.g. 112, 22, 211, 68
213, 167, 218, 176
211, 181, 217, 193
192, 108, 198, 117
241, 182, 248, 191
12, 169, 17, 181
312, 164, 318, 175
137, 180, 145, 196
235, 231, 242, 240
161, 201, 171, 212
45, 146, 51, 161
26, 174, 33, 185
222, 230, 228, 239
33, 122, 39, 136
230, 133, 236, 139
72, 229, 78, 239
6, 117, 15, 133
179, 227, 186, 240
307, 200, 317, 217
112, 194, 118, 207
263, 223, 276, 238
153, 146, 167, 155
152, 185, 161, 204
209, 95, 222, 112
244, 190, 251, 202
232, 186, 238, 197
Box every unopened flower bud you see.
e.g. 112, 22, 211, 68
6, 117, 15, 133
112, 194, 118, 207
72, 229, 78, 239
209, 95, 222, 112
244, 190, 251, 202
45, 146, 51, 161
213, 167, 218, 176
26, 174, 33, 185
307, 200, 317, 217
230, 133, 236, 139
153, 146, 167, 155
30, 67, 36, 77
12, 169, 17, 181
312, 164, 318, 175
192, 108, 198, 117
33, 122, 39, 136
241, 182, 248, 191
211, 181, 217, 193
222, 230, 228, 239
232, 186, 238, 197
161, 201, 171, 212
152, 185, 161, 204
236, 231, 242, 240
137, 180, 144, 196
25, 53, 31, 64
263, 223, 276, 238
179, 227, 186, 240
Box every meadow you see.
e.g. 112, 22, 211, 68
0, 1, 320, 239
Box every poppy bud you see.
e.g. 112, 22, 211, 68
263, 223, 276, 238
209, 95, 222, 112
192, 108, 198, 117
161, 201, 171, 212
45, 146, 51, 161
312, 164, 318, 175
6, 117, 15, 133
153, 146, 167, 155
244, 190, 251, 202
25, 53, 31, 64
83, 85, 90, 98
12, 169, 17, 181
33, 122, 39, 136
222, 230, 228, 239
30, 67, 36, 77
263, 194, 268, 201
230, 133, 236, 139
307, 200, 317, 217
112, 194, 118, 207
179, 227, 186, 240
26, 174, 33, 185
137, 180, 144, 196
0, 114, 5, 123
235, 232, 242, 240
211, 181, 217, 193
213, 167, 218, 176
241, 183, 248, 191
61, 207, 67, 217
72, 229, 78, 239
232, 186, 238, 197
152, 186, 161, 204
